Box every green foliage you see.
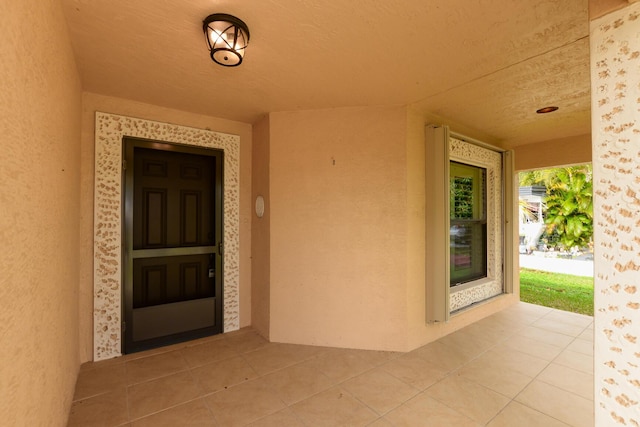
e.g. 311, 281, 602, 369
520, 268, 593, 316
519, 169, 554, 187
519, 165, 593, 250
451, 177, 474, 218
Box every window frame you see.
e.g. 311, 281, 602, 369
449, 161, 488, 287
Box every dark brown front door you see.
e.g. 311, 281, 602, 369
123, 138, 223, 353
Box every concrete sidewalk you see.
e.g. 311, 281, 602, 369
519, 253, 594, 277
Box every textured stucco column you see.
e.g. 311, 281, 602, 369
590, 3, 640, 425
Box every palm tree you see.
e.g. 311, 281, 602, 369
519, 165, 593, 251
544, 165, 593, 250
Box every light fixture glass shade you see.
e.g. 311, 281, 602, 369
203, 13, 250, 67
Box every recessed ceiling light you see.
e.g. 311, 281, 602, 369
536, 106, 559, 114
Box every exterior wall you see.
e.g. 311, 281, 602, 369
513, 134, 592, 171
268, 106, 409, 351
251, 115, 271, 338
0, 0, 82, 425
590, 4, 640, 425
79, 93, 252, 361
265, 106, 518, 352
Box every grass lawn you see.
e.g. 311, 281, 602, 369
520, 268, 594, 316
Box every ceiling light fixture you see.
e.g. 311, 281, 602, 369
536, 106, 559, 114
203, 13, 250, 67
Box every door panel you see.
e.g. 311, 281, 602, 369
132, 254, 214, 308
124, 138, 223, 353
141, 188, 167, 246
133, 149, 215, 249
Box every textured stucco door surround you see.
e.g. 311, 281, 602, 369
93, 112, 240, 361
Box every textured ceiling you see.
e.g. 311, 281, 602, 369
61, 0, 593, 148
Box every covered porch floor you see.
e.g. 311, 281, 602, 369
69, 302, 593, 426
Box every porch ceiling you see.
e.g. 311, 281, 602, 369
62, 0, 600, 148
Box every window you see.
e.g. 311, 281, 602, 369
450, 161, 487, 286
425, 126, 512, 321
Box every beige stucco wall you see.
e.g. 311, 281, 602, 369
268, 106, 410, 350
590, 3, 640, 425
251, 115, 271, 338
0, 0, 82, 425
261, 106, 519, 352
79, 93, 253, 362
513, 133, 592, 171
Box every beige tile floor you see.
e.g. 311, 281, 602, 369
68, 302, 594, 427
